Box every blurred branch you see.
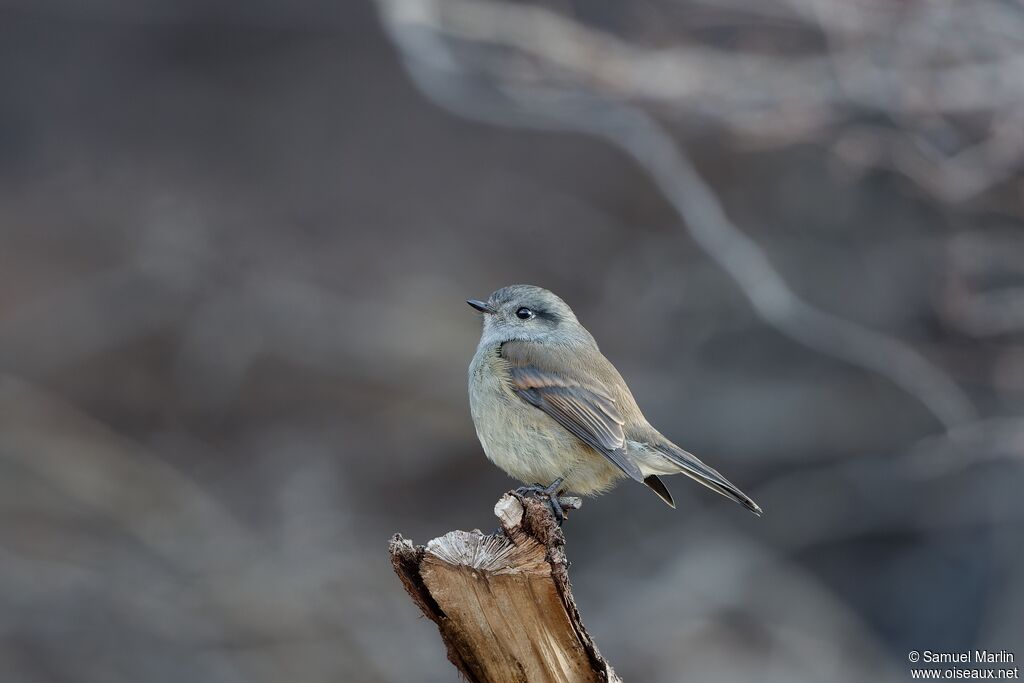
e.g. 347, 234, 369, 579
379, 0, 1024, 198
833, 116, 1024, 202
945, 286, 1024, 337
380, 0, 1024, 117
376, 0, 978, 430
0, 377, 250, 570
389, 492, 619, 683
941, 232, 1024, 338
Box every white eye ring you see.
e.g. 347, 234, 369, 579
515, 307, 535, 320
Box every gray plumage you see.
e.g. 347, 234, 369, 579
467, 284, 762, 515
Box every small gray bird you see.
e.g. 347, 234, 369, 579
467, 284, 762, 521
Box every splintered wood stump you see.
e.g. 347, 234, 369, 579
389, 493, 621, 683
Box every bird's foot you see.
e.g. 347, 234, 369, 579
515, 478, 570, 524
515, 478, 564, 498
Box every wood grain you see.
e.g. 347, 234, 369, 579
389, 493, 620, 683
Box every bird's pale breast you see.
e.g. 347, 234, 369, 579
468, 343, 624, 494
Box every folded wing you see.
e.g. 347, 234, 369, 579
501, 341, 644, 483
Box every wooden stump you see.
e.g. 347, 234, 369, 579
389, 492, 621, 683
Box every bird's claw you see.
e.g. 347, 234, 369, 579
516, 478, 568, 524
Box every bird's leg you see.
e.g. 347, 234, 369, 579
515, 478, 568, 524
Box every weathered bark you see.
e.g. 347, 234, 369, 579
389, 492, 621, 683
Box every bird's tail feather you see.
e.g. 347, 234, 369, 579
653, 440, 762, 516
643, 474, 676, 508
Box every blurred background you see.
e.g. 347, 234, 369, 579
2, 1, 1023, 681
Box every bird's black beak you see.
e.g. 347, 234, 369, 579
466, 299, 495, 314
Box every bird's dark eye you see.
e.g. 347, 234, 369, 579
516, 307, 535, 320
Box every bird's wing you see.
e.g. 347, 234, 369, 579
500, 341, 644, 483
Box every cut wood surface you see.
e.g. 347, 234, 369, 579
389, 493, 621, 683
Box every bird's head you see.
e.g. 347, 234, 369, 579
467, 284, 594, 347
